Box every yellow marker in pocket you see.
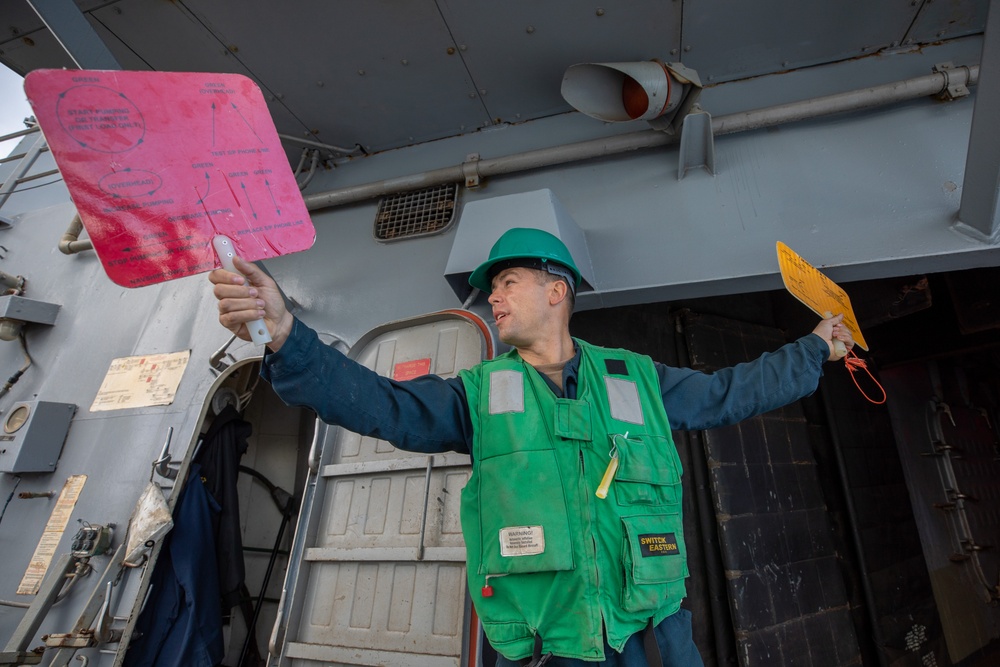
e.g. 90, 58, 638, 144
596, 431, 626, 499
596, 455, 619, 499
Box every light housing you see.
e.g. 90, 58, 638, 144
561, 61, 702, 133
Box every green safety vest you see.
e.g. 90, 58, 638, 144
459, 339, 688, 662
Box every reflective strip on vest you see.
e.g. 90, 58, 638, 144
489, 370, 524, 414
604, 376, 645, 425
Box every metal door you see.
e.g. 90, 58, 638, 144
271, 310, 494, 667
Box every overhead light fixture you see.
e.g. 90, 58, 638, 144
561, 61, 702, 134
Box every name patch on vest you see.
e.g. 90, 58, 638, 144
499, 525, 545, 557
638, 533, 679, 557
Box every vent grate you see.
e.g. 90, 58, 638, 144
374, 183, 458, 242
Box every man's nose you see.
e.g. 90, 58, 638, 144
488, 291, 500, 305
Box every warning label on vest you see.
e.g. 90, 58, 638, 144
638, 533, 679, 557
499, 525, 545, 557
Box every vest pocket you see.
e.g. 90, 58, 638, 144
620, 513, 687, 613
613, 434, 682, 506
477, 449, 575, 575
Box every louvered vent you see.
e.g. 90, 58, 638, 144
374, 183, 458, 241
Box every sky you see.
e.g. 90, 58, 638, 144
1, 64, 33, 139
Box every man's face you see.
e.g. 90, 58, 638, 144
487, 267, 552, 347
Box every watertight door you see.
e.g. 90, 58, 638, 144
272, 310, 494, 667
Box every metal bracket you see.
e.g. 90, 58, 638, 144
416, 456, 435, 561
933, 62, 971, 101
678, 106, 716, 180
462, 153, 482, 188
149, 427, 179, 482
46, 544, 129, 667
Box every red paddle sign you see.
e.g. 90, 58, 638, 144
24, 70, 315, 287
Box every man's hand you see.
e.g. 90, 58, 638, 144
209, 256, 293, 351
812, 313, 855, 361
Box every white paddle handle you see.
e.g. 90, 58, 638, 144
822, 311, 847, 359
213, 235, 272, 345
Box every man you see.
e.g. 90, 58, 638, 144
210, 227, 853, 666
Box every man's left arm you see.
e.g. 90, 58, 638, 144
659, 314, 852, 431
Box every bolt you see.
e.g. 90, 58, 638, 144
276, 93, 283, 99
460, 44, 468, 51
479, 88, 487, 95
114, 6, 122, 14
316, 81, 324, 87
358, 69, 365, 75
22, 37, 34, 47
596, 8, 605, 16
447, 47, 456, 55
684, 45, 691, 52
670, 48, 678, 56
526, 26, 535, 34
468, 92, 477, 99
228, 44, 239, 53
781, 61, 788, 67
401, 59, 408, 65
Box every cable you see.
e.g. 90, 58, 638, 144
0, 331, 33, 402
844, 349, 886, 404
0, 477, 21, 528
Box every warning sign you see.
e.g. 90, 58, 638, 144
499, 525, 545, 557
24, 70, 315, 287
392, 358, 432, 381
776, 242, 868, 351
18, 475, 87, 595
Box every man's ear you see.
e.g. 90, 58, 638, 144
548, 279, 569, 306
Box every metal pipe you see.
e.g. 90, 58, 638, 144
820, 387, 888, 667
0, 125, 40, 143
303, 65, 979, 212
59, 215, 93, 255
0, 133, 49, 210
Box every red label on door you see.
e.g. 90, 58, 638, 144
24, 70, 315, 287
392, 358, 432, 381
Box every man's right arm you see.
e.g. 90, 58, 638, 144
261, 318, 473, 455
209, 258, 472, 454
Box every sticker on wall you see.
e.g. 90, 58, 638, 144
91, 350, 191, 412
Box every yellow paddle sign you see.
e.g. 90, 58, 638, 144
776, 242, 869, 351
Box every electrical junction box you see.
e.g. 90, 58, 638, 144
0, 295, 60, 326
0, 401, 76, 473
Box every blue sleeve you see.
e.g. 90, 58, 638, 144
658, 333, 829, 431
261, 318, 473, 454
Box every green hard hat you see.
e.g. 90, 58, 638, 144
469, 227, 582, 293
